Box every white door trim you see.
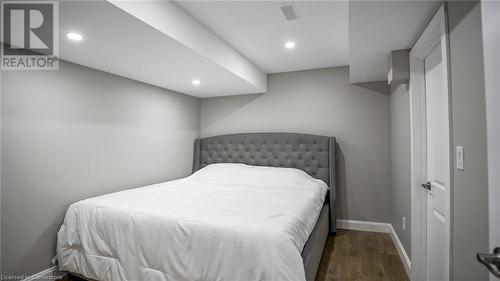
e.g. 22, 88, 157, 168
336, 219, 391, 233
409, 4, 452, 281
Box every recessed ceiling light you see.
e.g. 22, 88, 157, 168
285, 41, 295, 49
192, 79, 201, 85
66, 32, 83, 41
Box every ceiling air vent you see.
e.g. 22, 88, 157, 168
279, 3, 299, 21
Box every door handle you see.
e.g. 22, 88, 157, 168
421, 182, 431, 190
477, 247, 500, 278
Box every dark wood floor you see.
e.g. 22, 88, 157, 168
315, 230, 409, 281
65, 230, 408, 281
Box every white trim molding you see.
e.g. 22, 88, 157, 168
337, 219, 391, 233
389, 224, 412, 276
22, 266, 66, 281
337, 219, 411, 277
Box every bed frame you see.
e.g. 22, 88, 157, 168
69, 133, 336, 281
192, 132, 336, 281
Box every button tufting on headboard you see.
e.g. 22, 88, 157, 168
193, 133, 332, 186
192, 132, 337, 233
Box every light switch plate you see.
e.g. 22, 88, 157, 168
456, 146, 464, 171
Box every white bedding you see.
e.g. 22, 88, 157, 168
57, 163, 328, 281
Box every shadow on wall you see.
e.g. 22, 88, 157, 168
448, 0, 480, 33
352, 82, 391, 96
200, 93, 263, 134
15, 213, 64, 274
335, 143, 348, 221
351, 81, 391, 96
446, 1, 489, 280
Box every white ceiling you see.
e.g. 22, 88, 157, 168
59, 0, 266, 98
56, 0, 441, 97
176, 0, 349, 74
348, 0, 441, 83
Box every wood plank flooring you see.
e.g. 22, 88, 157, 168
65, 229, 409, 281
315, 230, 409, 281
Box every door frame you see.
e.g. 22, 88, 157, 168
409, 4, 452, 281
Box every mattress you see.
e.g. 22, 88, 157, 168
57, 163, 328, 281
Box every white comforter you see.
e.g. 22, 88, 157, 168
57, 163, 328, 281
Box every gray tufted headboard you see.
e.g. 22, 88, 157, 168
192, 132, 336, 232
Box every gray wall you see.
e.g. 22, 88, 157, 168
0, 61, 200, 276
389, 82, 411, 256
200, 66, 391, 222
447, 1, 490, 280
481, 0, 500, 255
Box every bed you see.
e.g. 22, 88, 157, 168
57, 133, 336, 281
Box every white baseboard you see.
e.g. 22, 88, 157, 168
337, 219, 391, 233
337, 219, 411, 277
389, 224, 412, 276
22, 266, 66, 281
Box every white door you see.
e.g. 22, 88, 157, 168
410, 5, 450, 281
424, 43, 450, 281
